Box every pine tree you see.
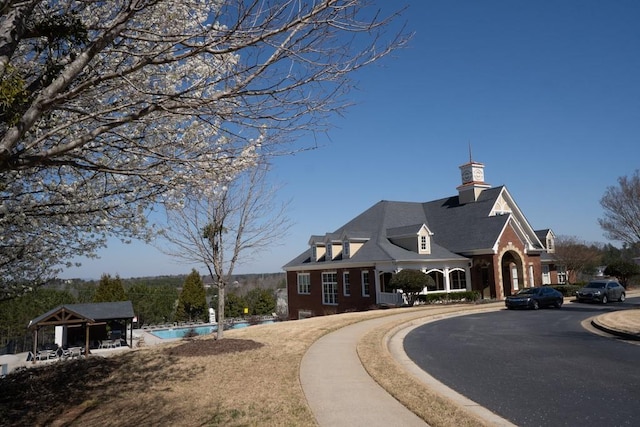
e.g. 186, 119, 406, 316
176, 270, 207, 322
93, 274, 127, 303
245, 288, 276, 315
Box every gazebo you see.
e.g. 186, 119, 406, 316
27, 301, 135, 360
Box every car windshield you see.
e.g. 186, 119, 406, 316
586, 282, 606, 289
516, 288, 538, 295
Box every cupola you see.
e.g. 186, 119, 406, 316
456, 152, 490, 203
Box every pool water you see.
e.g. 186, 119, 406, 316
151, 320, 274, 339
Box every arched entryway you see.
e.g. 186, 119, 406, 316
501, 251, 524, 297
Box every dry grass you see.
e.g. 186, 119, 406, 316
1, 304, 500, 427
357, 305, 498, 427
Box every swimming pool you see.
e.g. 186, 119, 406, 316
150, 320, 274, 340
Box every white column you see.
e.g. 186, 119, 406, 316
529, 265, 535, 287
444, 267, 451, 292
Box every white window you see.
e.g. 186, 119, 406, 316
343, 272, 350, 296
326, 244, 333, 261
427, 270, 445, 292
298, 310, 313, 320
343, 240, 350, 259
311, 246, 317, 261
322, 272, 338, 305
420, 235, 427, 251
449, 269, 466, 290
542, 265, 551, 285
362, 270, 370, 297
297, 273, 310, 294
511, 263, 519, 291
557, 265, 567, 284
547, 237, 555, 253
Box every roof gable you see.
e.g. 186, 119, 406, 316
28, 301, 135, 329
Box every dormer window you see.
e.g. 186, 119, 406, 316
311, 243, 325, 261
547, 236, 555, 253
343, 240, 350, 259
418, 226, 431, 255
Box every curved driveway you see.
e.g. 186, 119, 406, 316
404, 299, 640, 426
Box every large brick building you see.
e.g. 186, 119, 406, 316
284, 159, 564, 319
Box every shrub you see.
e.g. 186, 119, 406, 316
415, 291, 480, 304
549, 284, 581, 297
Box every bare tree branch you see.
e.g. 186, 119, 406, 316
599, 170, 640, 246
157, 161, 291, 338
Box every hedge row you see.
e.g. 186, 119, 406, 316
547, 284, 582, 297
415, 290, 481, 304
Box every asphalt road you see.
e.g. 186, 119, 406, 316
404, 298, 640, 427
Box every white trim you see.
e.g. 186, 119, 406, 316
321, 271, 338, 305
297, 272, 310, 294
362, 270, 371, 297
343, 271, 351, 296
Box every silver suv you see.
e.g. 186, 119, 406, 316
575, 279, 626, 304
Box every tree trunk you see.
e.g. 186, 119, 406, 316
216, 283, 224, 340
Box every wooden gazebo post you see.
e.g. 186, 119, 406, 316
85, 322, 90, 357
32, 328, 38, 364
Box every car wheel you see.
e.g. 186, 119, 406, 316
601, 295, 608, 304
619, 293, 626, 302
532, 300, 540, 310
555, 300, 563, 308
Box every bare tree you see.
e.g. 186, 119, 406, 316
0, 1, 409, 298
158, 162, 290, 339
599, 170, 640, 246
553, 236, 602, 283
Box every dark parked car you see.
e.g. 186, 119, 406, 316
505, 287, 564, 310
575, 280, 626, 304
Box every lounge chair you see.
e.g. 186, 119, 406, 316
35, 350, 54, 361
68, 347, 83, 358
99, 340, 113, 349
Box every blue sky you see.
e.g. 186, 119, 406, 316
62, 1, 640, 280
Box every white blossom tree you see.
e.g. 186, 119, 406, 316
0, 0, 409, 299
158, 162, 290, 339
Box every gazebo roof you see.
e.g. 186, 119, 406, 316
28, 301, 135, 330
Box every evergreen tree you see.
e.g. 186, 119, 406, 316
0, 288, 76, 353
224, 292, 248, 319
93, 274, 127, 303
245, 288, 276, 315
604, 260, 640, 288
176, 270, 207, 322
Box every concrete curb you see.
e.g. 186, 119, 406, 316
588, 288, 640, 341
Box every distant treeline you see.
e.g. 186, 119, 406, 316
55, 272, 286, 294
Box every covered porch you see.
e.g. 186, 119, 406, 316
27, 301, 135, 363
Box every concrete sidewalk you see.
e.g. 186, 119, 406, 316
300, 291, 640, 427
300, 313, 429, 427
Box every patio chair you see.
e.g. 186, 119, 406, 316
35, 350, 53, 361
69, 347, 83, 358
99, 340, 113, 349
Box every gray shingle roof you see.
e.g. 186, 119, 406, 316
286, 186, 523, 269
28, 301, 135, 328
